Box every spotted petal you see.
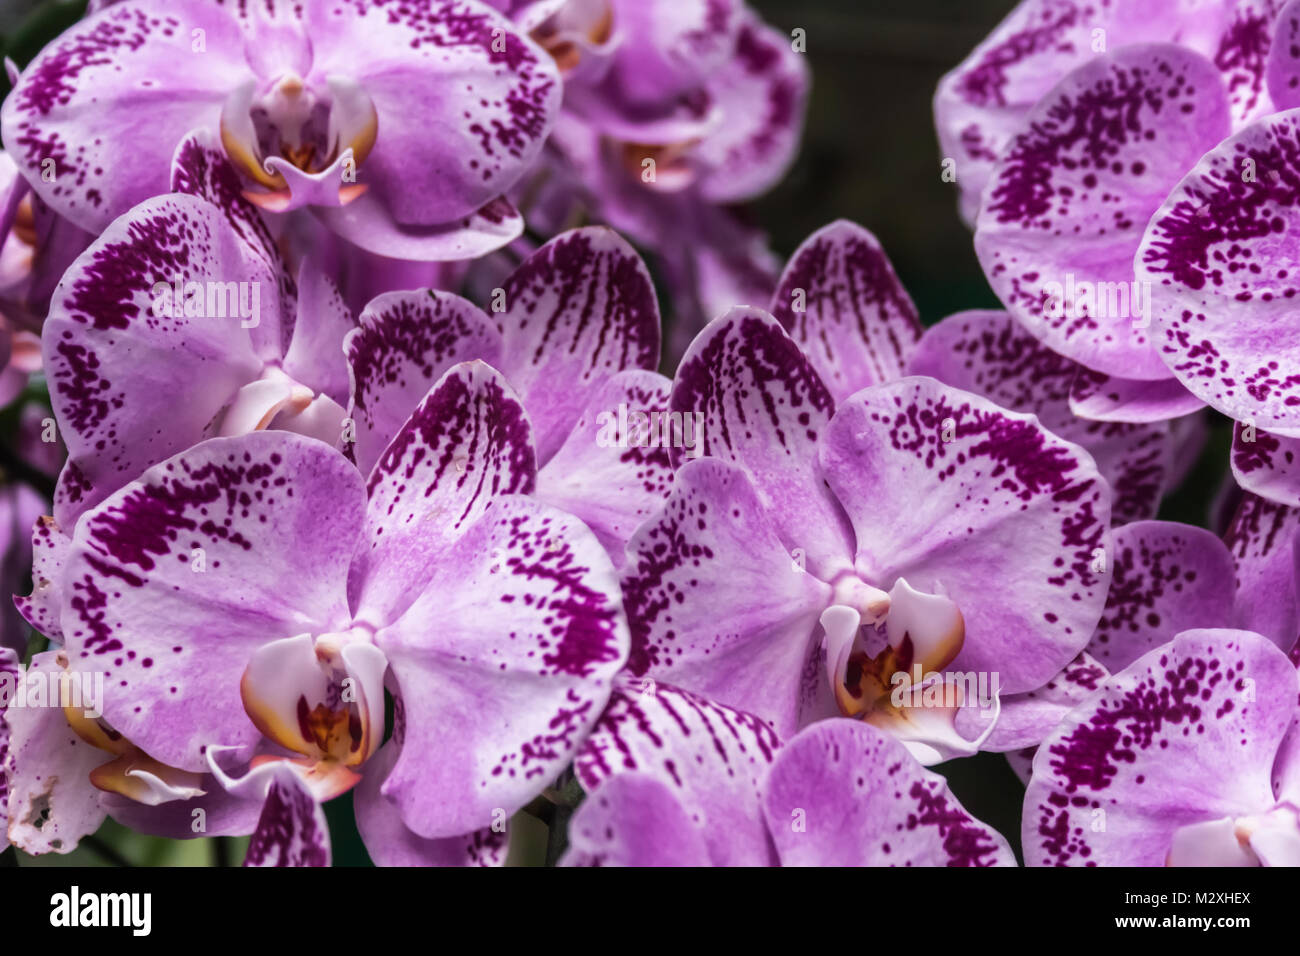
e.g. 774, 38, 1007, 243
351, 361, 536, 625
375, 495, 627, 838
1138, 108, 1300, 430
1087, 520, 1236, 671
934, 0, 1191, 225
3, 652, 108, 854
344, 291, 504, 477
493, 228, 660, 462
671, 308, 851, 578
0, 0, 251, 233
302, 0, 560, 228
534, 369, 675, 563
763, 719, 1015, 866
619, 458, 832, 737
909, 310, 1173, 523
976, 44, 1231, 380
44, 193, 289, 527
1268, 0, 1300, 110
1232, 421, 1300, 507
987, 652, 1108, 752
1024, 628, 1297, 866
694, 12, 810, 203
1224, 492, 1300, 651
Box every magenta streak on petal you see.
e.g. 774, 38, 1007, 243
496, 509, 621, 680
1233, 427, 1289, 475
983, 58, 1186, 230
500, 230, 658, 374
367, 369, 534, 526
62, 209, 194, 332
1141, 128, 1300, 296
52, 336, 116, 437
672, 313, 834, 463
492, 688, 594, 784
612, 380, 674, 495
771, 225, 920, 393
348, 294, 495, 422
81, 454, 278, 579
576, 684, 778, 786
244, 777, 330, 867
863, 386, 1107, 601
954, 4, 1079, 110
1089, 530, 1225, 670
905, 778, 1006, 867
1213, 5, 1274, 124
718, 23, 798, 175
171, 133, 295, 309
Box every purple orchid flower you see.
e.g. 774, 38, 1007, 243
562, 680, 1014, 866
343, 226, 672, 562
770, 222, 1184, 525
1024, 628, 1300, 866
619, 302, 1113, 762
44, 132, 357, 528
963, 7, 1300, 512
936, 0, 1286, 227
1, 0, 560, 261
496, 0, 809, 351
972, 43, 1235, 387
53, 359, 628, 863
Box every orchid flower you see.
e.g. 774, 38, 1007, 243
44, 132, 356, 528
1, 0, 561, 261
963, 6, 1300, 512
52, 359, 629, 863
1024, 628, 1300, 865
771, 222, 1185, 524
936, 0, 1287, 227
344, 226, 672, 561
562, 680, 1014, 866
619, 304, 1113, 762
494, 0, 809, 351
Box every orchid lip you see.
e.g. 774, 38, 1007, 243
240, 631, 389, 780
219, 73, 378, 203
533, 0, 615, 73
822, 578, 968, 727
